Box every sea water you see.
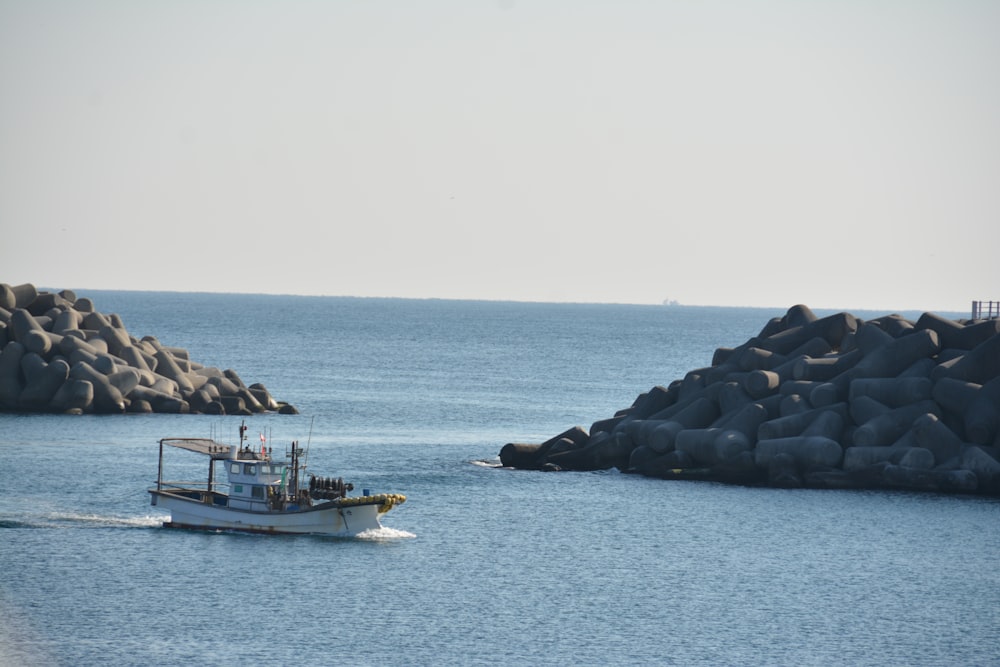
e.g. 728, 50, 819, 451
1, 294, 997, 666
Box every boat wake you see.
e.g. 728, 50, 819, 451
354, 525, 416, 541
470, 457, 502, 469
49, 511, 166, 528
0, 512, 166, 530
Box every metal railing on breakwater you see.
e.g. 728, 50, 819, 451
971, 300, 999, 319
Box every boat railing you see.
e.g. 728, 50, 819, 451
971, 300, 1000, 319
159, 479, 212, 489
157, 480, 230, 497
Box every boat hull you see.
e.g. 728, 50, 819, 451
150, 490, 386, 536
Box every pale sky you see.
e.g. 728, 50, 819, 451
1, 1, 997, 312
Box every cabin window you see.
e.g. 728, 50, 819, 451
251, 486, 264, 499
233, 485, 243, 493
244, 464, 256, 475
230, 463, 241, 474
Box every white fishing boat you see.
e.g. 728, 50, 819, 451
149, 422, 406, 535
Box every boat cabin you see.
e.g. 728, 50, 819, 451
153, 434, 310, 512
225, 450, 287, 511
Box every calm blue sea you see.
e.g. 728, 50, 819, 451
1, 294, 997, 666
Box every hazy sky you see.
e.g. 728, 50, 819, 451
1, 1, 997, 312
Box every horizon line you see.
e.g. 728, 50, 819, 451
25, 283, 970, 316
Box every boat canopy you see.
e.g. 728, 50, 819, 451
160, 438, 233, 460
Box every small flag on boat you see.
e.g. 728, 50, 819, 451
260, 433, 266, 456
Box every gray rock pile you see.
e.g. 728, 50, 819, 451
0, 283, 297, 415
500, 305, 1000, 495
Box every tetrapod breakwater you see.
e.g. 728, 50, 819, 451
0, 283, 296, 415
501, 304, 1000, 495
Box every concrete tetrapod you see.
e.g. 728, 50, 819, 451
0, 283, 297, 415
500, 304, 1000, 496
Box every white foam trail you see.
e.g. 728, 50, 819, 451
470, 458, 502, 468
44, 512, 166, 529
354, 525, 416, 541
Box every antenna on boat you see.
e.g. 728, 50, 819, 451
302, 415, 315, 472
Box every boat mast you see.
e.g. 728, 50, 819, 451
302, 415, 314, 477
207, 455, 214, 494
289, 440, 300, 500
156, 439, 164, 491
